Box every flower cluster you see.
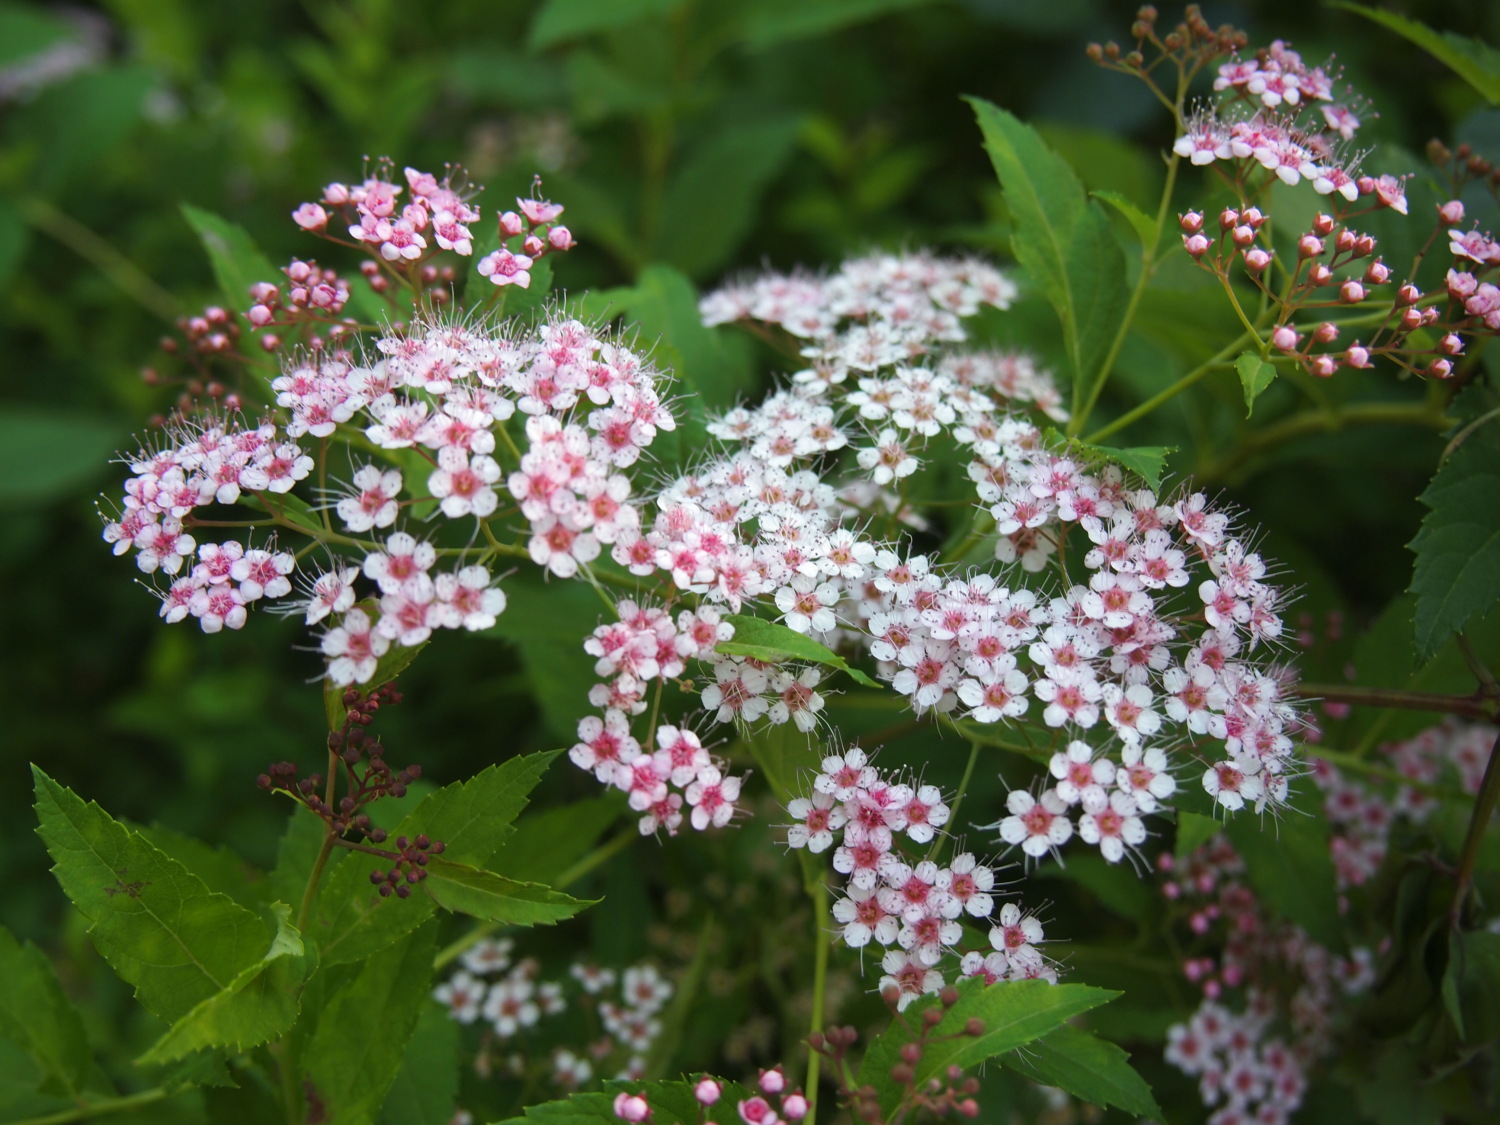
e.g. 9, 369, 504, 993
433, 940, 673, 1088
786, 746, 1053, 1010
613, 1069, 810, 1125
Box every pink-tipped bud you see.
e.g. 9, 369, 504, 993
1204, 979, 1222, 999
695, 1079, 722, 1106
1356, 175, 1376, 195
1312, 213, 1336, 235
1308, 263, 1333, 285
1366, 260, 1391, 285
1309, 354, 1338, 378
1231, 224, 1256, 247
1448, 268, 1478, 298
738, 1096, 778, 1125
1344, 345, 1372, 369
1297, 234, 1325, 259
259, 333, 281, 351
1241, 206, 1265, 227
1421, 306, 1440, 326
322, 182, 350, 205
1428, 358, 1454, 379
1184, 232, 1211, 257
1353, 234, 1376, 257
548, 224, 576, 250
759, 1068, 786, 1095
1438, 199, 1465, 224
781, 1094, 809, 1121
1340, 280, 1366, 304
1334, 229, 1357, 253
292, 202, 328, 231
1399, 306, 1424, 332
286, 259, 313, 283
401, 202, 429, 230
499, 211, 524, 237
1313, 321, 1340, 344
523, 234, 546, 257
614, 1094, 651, 1123
1219, 207, 1239, 230
1271, 325, 1300, 352
248, 304, 274, 327
250, 281, 279, 303
1397, 283, 1422, 306
1180, 210, 1204, 234
1440, 332, 1465, 355
1244, 247, 1272, 273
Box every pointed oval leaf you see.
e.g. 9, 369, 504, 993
717, 614, 882, 688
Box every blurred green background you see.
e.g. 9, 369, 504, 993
4, 0, 1500, 1079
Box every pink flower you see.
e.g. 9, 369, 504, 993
292, 202, 328, 231
519, 197, 564, 224
478, 248, 534, 287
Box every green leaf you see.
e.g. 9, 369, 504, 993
1058, 435, 1175, 490
1235, 350, 1277, 417
498, 1079, 755, 1125
0, 926, 93, 1099
529, 0, 683, 50
1225, 799, 1344, 951
740, 0, 937, 50
13, 65, 155, 190
422, 861, 597, 925
856, 978, 1118, 1114
718, 614, 882, 688
1408, 421, 1500, 660
134, 823, 269, 913
1333, 3, 1500, 105
378, 1002, 459, 1125
968, 97, 1128, 404
654, 117, 802, 279
0, 408, 124, 508
32, 767, 267, 1024
181, 204, 280, 312
1443, 929, 1500, 1043
496, 255, 554, 321
1001, 1025, 1162, 1119
303, 920, 438, 1125
314, 753, 558, 964
488, 796, 622, 885
137, 903, 308, 1065
323, 634, 428, 730
1174, 810, 1221, 861
0, 4, 73, 67
1092, 189, 1157, 248
486, 572, 603, 742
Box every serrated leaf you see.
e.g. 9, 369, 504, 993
1059, 435, 1175, 490
1092, 189, 1157, 248
134, 823, 269, 912
378, 1002, 459, 1125
856, 978, 1118, 1114
32, 768, 266, 1024
314, 753, 558, 964
303, 921, 437, 1125
488, 796, 621, 885
181, 205, 279, 312
498, 1079, 755, 1125
968, 97, 1128, 407
1225, 799, 1344, 951
1334, 3, 1500, 105
1175, 810, 1222, 860
529, 0, 683, 50
0, 926, 93, 1099
1002, 1025, 1162, 1119
1443, 929, 1500, 1044
1236, 350, 1277, 416
423, 861, 597, 925
137, 903, 308, 1065
1408, 423, 1500, 660
718, 614, 882, 688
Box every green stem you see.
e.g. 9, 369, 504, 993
296, 821, 339, 938
1308, 747, 1472, 802
1082, 333, 1250, 445
804, 877, 830, 1125
1197, 401, 1454, 483
1293, 682, 1497, 722
11, 1089, 173, 1125
431, 826, 638, 970
1071, 152, 1182, 434
1451, 729, 1500, 926
928, 740, 981, 865
18, 196, 179, 322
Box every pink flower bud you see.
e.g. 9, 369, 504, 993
248, 304, 274, 326
548, 224, 576, 250
1312, 213, 1336, 235
1297, 234, 1324, 259
1448, 268, 1478, 298
1397, 283, 1422, 306
523, 234, 546, 257
499, 211, 524, 237
293, 202, 328, 231
1354, 234, 1376, 257
1308, 264, 1332, 285
695, 1079, 722, 1106
1244, 247, 1272, 273
1204, 979, 1222, 999
1356, 175, 1376, 195
1183, 233, 1211, 257
781, 1094, 809, 1120
738, 1097, 778, 1125
1428, 358, 1454, 379
614, 1093, 650, 1123
1313, 321, 1339, 344
1219, 207, 1239, 230
402, 202, 429, 230
1180, 210, 1204, 234
290, 287, 309, 305
250, 281, 279, 303
286, 259, 313, 283
322, 182, 350, 205
1440, 333, 1465, 355
1271, 325, 1299, 352
1421, 307, 1440, 326
1340, 280, 1365, 304
1365, 260, 1391, 285
760, 1068, 786, 1095
1334, 229, 1356, 253
1231, 224, 1255, 247
1241, 206, 1265, 227
1399, 307, 1423, 332
1438, 199, 1465, 224
259, 333, 281, 351
1309, 354, 1337, 378
1343, 345, 1371, 369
